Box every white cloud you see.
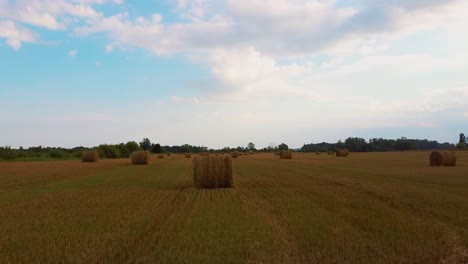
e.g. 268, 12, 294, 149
0, 20, 38, 50
105, 44, 113, 52
68, 49, 78, 56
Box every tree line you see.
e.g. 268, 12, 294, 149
301, 135, 464, 153
1, 134, 465, 161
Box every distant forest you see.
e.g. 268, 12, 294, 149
300, 137, 456, 153
1, 134, 466, 161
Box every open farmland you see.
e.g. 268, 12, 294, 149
0, 152, 467, 263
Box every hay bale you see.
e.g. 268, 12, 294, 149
157, 153, 164, 159
185, 153, 191, 158
166, 153, 171, 156
336, 149, 349, 157
429, 151, 456, 166
316, 152, 321, 155
81, 150, 99, 162
131, 151, 150, 165
192, 156, 233, 189
231, 152, 239, 158
280, 150, 292, 159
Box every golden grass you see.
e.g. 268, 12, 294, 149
429, 151, 456, 166
81, 150, 99, 162
192, 155, 233, 189
0, 152, 468, 263
131, 151, 150, 165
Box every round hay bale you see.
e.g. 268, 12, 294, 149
336, 149, 349, 157
81, 150, 99, 162
316, 152, 321, 155
231, 152, 239, 158
280, 150, 292, 159
131, 151, 150, 165
166, 153, 171, 156
192, 156, 233, 189
429, 151, 456, 166
157, 154, 164, 159
185, 153, 191, 158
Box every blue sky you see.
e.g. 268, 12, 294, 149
1, 0, 467, 149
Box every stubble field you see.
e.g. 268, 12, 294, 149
0, 152, 467, 263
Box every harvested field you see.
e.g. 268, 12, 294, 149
0, 152, 467, 263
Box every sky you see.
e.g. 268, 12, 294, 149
0, 0, 467, 149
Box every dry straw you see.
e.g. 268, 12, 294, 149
280, 150, 292, 159
192, 156, 234, 189
81, 150, 99, 162
131, 151, 150, 165
232, 152, 239, 158
328, 151, 335, 155
185, 153, 191, 158
336, 149, 349, 157
157, 154, 164, 159
274, 152, 280, 156
316, 152, 321, 155
429, 151, 456, 166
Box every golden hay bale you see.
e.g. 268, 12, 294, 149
231, 152, 239, 158
185, 153, 191, 158
81, 150, 99, 162
429, 151, 456, 166
157, 154, 164, 159
131, 151, 150, 165
316, 152, 321, 155
328, 151, 335, 155
166, 153, 171, 156
192, 156, 233, 189
336, 149, 349, 157
280, 150, 292, 159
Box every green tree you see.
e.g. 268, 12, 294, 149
459, 133, 466, 144
139, 138, 151, 151
151, 143, 162, 153
126, 141, 140, 152
247, 142, 256, 151
278, 143, 289, 151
